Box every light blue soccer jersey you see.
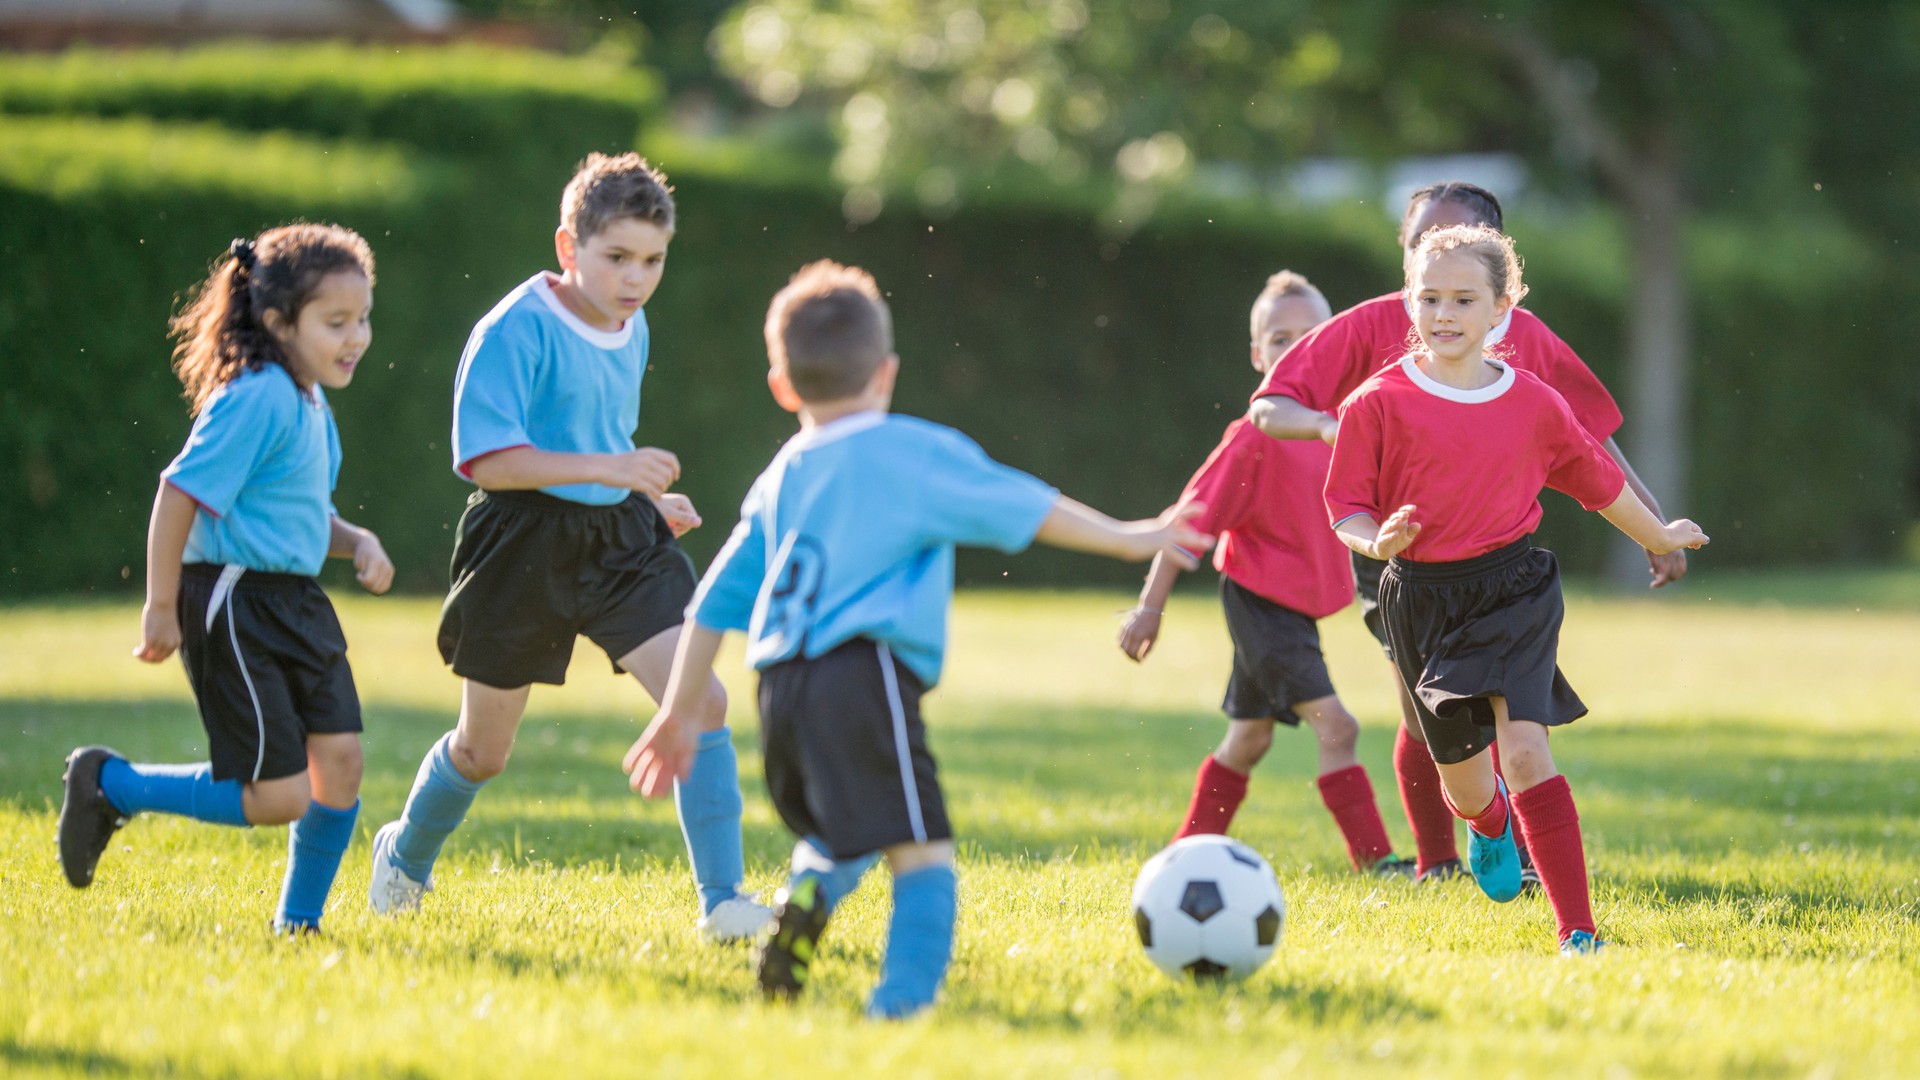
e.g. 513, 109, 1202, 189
451, 272, 649, 506
161, 363, 341, 576
689, 412, 1059, 687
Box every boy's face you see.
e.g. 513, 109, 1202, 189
1249, 294, 1327, 375
1409, 251, 1509, 363
268, 269, 373, 392
555, 217, 672, 330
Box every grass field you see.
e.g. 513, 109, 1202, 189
2, 571, 1917, 1078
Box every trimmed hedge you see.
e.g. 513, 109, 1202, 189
1, 44, 1912, 600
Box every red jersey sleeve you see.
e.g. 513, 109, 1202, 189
1180, 420, 1261, 536
1323, 390, 1385, 528
1252, 296, 1394, 411
1540, 389, 1628, 511
1514, 310, 1624, 441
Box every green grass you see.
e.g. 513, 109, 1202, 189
2, 577, 1917, 1078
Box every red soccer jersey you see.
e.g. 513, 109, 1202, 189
1324, 358, 1627, 564
1252, 293, 1625, 442
1182, 419, 1354, 619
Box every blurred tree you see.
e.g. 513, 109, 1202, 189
710, 0, 1920, 573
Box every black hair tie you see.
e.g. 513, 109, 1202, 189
229, 237, 258, 269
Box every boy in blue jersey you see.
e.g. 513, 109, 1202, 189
623, 260, 1213, 1018
367, 153, 772, 938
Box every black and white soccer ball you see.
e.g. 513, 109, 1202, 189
1131, 834, 1285, 981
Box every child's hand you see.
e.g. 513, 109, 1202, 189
1646, 547, 1689, 588
1117, 607, 1162, 662
354, 533, 395, 594
604, 447, 682, 499
623, 708, 697, 798
1317, 414, 1339, 446
134, 602, 181, 664
652, 492, 702, 537
1660, 519, 1710, 553
1372, 504, 1422, 560
1144, 503, 1214, 570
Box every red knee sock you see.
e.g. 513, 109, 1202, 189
1316, 764, 1396, 871
1175, 756, 1248, 840
1394, 726, 1459, 873
1511, 776, 1594, 941
1443, 779, 1510, 839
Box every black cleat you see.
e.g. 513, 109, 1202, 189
59, 746, 129, 888
755, 876, 830, 1001
1519, 865, 1544, 897
1416, 857, 1466, 884
1370, 854, 1418, 879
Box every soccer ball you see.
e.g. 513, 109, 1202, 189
1130, 834, 1285, 981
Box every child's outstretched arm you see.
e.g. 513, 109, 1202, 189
1249, 394, 1339, 445
1596, 484, 1709, 555
1035, 497, 1213, 567
467, 446, 683, 500
623, 622, 726, 798
329, 515, 394, 594
134, 482, 197, 663
1119, 552, 1183, 662
1334, 505, 1423, 562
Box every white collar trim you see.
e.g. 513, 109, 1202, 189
1400, 354, 1515, 403
787, 410, 887, 452
530, 273, 633, 349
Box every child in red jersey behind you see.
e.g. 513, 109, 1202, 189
1325, 226, 1707, 952
1119, 272, 1412, 877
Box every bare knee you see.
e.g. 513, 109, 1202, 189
1216, 720, 1274, 772
691, 676, 729, 732
451, 732, 511, 781
1308, 706, 1360, 757
244, 773, 312, 826
308, 734, 364, 807
884, 839, 954, 876
1495, 730, 1557, 791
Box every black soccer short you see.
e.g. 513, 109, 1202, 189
178, 564, 362, 784
1377, 537, 1587, 765
757, 638, 952, 861
437, 489, 697, 688
1351, 549, 1391, 653
1219, 576, 1337, 724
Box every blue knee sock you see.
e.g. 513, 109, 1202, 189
791, 836, 877, 915
675, 728, 747, 914
391, 733, 483, 883
276, 799, 359, 930
98, 759, 247, 826
867, 864, 957, 1020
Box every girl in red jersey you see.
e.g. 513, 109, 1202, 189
1251, 182, 1684, 886
1119, 272, 1413, 878
1324, 226, 1706, 952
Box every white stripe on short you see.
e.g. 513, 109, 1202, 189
209, 565, 269, 782
876, 643, 927, 844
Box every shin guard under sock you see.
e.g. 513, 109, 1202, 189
867, 864, 957, 1019
98, 759, 248, 826
1174, 756, 1248, 840
1393, 727, 1457, 872
276, 799, 359, 929
1511, 776, 1594, 940
1315, 764, 1395, 870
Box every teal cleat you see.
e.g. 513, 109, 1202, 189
1466, 781, 1523, 903
1559, 929, 1607, 956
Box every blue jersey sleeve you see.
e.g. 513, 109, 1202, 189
687, 480, 771, 633
914, 430, 1059, 553
452, 322, 540, 477
161, 372, 291, 517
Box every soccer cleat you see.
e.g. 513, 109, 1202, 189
271, 919, 322, 938
367, 821, 430, 915
699, 893, 776, 942
1466, 784, 1524, 903
59, 746, 129, 888
1519, 864, 1544, 896
1559, 929, 1607, 956
756, 876, 830, 1000
1369, 854, 1418, 879
1416, 858, 1466, 884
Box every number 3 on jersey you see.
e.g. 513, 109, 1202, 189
759, 534, 827, 654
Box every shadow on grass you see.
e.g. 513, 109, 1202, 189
0, 1038, 143, 1078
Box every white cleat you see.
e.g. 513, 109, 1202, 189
698, 893, 777, 942
368, 821, 430, 915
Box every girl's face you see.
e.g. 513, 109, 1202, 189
556, 216, 672, 331
1409, 251, 1510, 363
1249, 294, 1327, 375
270, 270, 373, 391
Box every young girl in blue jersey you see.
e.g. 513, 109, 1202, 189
627, 260, 1213, 1019
58, 224, 393, 935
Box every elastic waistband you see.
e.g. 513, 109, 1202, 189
1387, 536, 1533, 583
181, 563, 314, 588
473, 488, 639, 515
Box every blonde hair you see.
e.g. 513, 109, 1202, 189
1249, 270, 1331, 337
1406, 224, 1528, 305
764, 260, 894, 401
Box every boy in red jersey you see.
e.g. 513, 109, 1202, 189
1248, 182, 1684, 885
1324, 225, 1707, 952
1119, 272, 1412, 877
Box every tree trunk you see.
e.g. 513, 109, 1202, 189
1606, 127, 1692, 586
